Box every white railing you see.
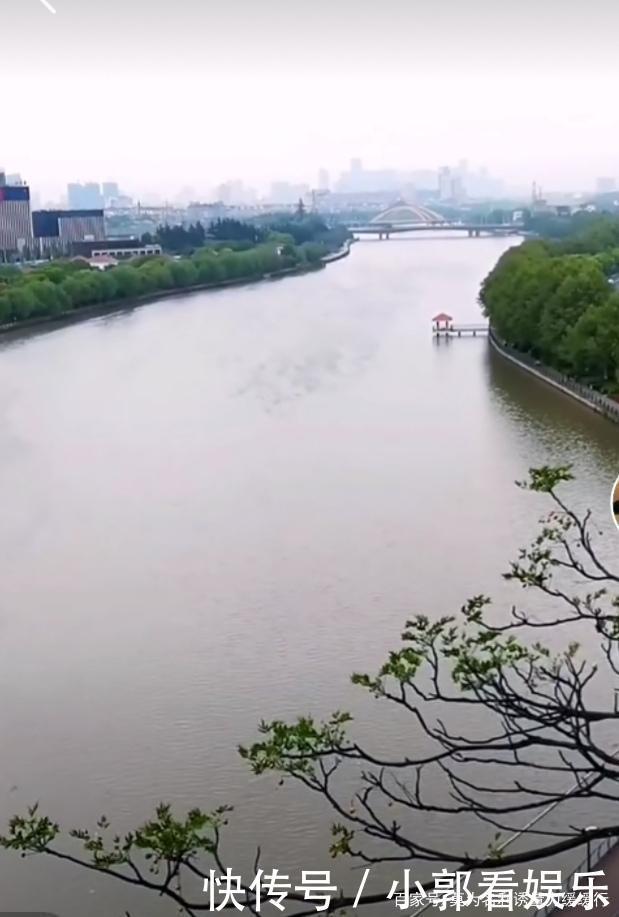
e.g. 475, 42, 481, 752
412, 773, 605, 917
488, 328, 619, 424
536, 835, 617, 917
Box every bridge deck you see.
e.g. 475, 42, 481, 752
433, 323, 489, 336
350, 222, 523, 235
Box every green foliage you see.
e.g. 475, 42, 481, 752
263, 214, 346, 247
523, 211, 619, 244
0, 240, 324, 329
352, 600, 539, 694
3, 285, 40, 321
31, 280, 71, 317
0, 265, 20, 287
517, 464, 574, 493
153, 214, 350, 258
207, 218, 267, 245
1, 804, 60, 855
300, 242, 329, 263
481, 216, 619, 392
169, 259, 199, 288
112, 266, 143, 298
155, 222, 207, 253
563, 294, 619, 384
1, 802, 231, 874
240, 712, 353, 777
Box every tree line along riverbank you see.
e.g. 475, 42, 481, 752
0, 217, 351, 331
480, 214, 619, 395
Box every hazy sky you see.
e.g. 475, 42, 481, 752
2, 0, 619, 200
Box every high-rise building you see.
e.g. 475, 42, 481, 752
336, 162, 399, 194
215, 182, 233, 205
67, 182, 104, 210
32, 208, 106, 255
0, 183, 33, 255
214, 180, 256, 206
318, 168, 330, 191
102, 182, 120, 202
450, 174, 465, 202
596, 177, 616, 194
438, 166, 452, 201
268, 181, 310, 204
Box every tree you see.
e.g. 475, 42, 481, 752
193, 252, 225, 284
156, 222, 208, 253
169, 259, 199, 288
480, 242, 555, 351
480, 218, 619, 394
112, 265, 143, 298
208, 219, 266, 244
267, 215, 329, 245
536, 256, 610, 365
0, 265, 20, 288
29, 279, 70, 317
295, 197, 306, 219
137, 261, 174, 293
300, 242, 327, 263
0, 234, 317, 330
4, 468, 619, 914
489, 208, 507, 224
563, 293, 619, 387
4, 285, 39, 321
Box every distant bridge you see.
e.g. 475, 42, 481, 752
371, 203, 446, 224
350, 222, 524, 239
347, 201, 523, 239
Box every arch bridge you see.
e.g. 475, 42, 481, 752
347, 201, 522, 239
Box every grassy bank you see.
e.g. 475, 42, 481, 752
0, 241, 351, 337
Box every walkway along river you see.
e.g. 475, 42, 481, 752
0, 233, 617, 915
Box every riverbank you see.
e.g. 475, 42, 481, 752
0, 240, 353, 341
489, 327, 619, 424
480, 217, 619, 393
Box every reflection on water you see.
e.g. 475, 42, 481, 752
485, 346, 619, 512
0, 236, 617, 917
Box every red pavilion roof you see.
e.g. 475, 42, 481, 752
432, 312, 453, 322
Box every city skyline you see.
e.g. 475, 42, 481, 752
2, 158, 615, 212
2, 0, 619, 199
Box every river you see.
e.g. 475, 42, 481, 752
0, 234, 617, 916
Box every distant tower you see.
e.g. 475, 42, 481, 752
0, 182, 33, 256
438, 166, 452, 201
318, 168, 330, 191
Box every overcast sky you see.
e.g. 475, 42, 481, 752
2, 0, 619, 201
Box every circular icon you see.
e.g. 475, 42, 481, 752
612, 475, 619, 529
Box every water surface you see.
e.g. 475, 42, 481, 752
0, 235, 617, 915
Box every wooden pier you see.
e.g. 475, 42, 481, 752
432, 312, 489, 337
